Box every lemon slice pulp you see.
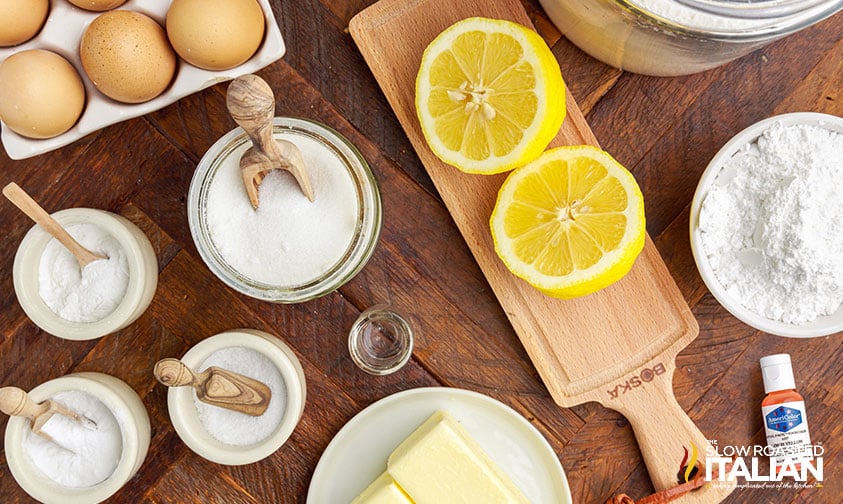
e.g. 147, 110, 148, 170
490, 146, 646, 298
415, 17, 566, 174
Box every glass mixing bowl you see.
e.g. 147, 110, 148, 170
539, 0, 843, 76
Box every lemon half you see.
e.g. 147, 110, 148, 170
490, 146, 646, 298
415, 17, 566, 174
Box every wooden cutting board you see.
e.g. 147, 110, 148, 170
350, 0, 735, 501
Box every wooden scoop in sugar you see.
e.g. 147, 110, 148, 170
226, 74, 314, 209
0, 386, 97, 451
154, 358, 271, 416
3, 182, 105, 269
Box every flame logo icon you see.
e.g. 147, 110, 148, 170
679, 442, 699, 483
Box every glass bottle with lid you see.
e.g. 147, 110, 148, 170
538, 0, 843, 76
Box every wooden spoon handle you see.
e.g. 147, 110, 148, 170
153, 358, 197, 388
0, 386, 47, 421
2, 183, 104, 269
226, 74, 276, 154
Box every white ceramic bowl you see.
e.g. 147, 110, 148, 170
13, 208, 159, 340
0, 0, 285, 160
166, 329, 306, 465
690, 112, 843, 338
4, 372, 151, 504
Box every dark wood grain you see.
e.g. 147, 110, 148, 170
0, 1, 840, 503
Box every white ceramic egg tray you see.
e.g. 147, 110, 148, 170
0, 0, 285, 160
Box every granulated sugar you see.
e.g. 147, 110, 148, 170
23, 390, 123, 488
194, 346, 287, 446
38, 223, 129, 323
205, 133, 358, 286
699, 122, 843, 324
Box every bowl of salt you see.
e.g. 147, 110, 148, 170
162, 329, 306, 465
3, 372, 150, 504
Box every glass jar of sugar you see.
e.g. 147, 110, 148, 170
538, 0, 843, 76
12, 208, 159, 340
188, 117, 382, 303
165, 329, 307, 465
4, 372, 150, 504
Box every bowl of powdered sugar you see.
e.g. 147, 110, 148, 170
690, 112, 843, 337
4, 372, 150, 504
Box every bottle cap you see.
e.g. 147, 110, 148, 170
760, 353, 796, 393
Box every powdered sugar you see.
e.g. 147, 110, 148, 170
699, 122, 843, 324
37, 223, 129, 323
22, 390, 123, 488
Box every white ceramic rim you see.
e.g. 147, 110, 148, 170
167, 329, 306, 465
4, 373, 149, 504
689, 111, 843, 338
0, 0, 286, 160
12, 208, 157, 340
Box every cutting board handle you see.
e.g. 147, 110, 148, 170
610, 361, 736, 503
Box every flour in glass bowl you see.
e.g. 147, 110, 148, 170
631, 0, 771, 31
699, 122, 843, 324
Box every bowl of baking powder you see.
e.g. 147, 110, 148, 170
690, 112, 843, 338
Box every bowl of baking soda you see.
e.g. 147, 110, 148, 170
691, 112, 843, 337
165, 329, 306, 465
4, 372, 151, 504
13, 208, 158, 340
188, 117, 382, 303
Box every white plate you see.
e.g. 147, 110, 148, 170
306, 387, 571, 504
0, 0, 285, 160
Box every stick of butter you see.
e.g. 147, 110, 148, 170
386, 411, 530, 504
351, 472, 414, 504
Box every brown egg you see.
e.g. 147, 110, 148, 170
80, 11, 176, 104
68, 0, 127, 12
166, 0, 265, 71
0, 0, 49, 46
0, 50, 85, 139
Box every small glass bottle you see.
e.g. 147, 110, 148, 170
760, 354, 813, 471
348, 306, 413, 376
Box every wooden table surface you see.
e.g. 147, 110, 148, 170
1, 1, 841, 503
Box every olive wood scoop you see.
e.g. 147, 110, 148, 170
225, 74, 314, 209
154, 358, 271, 416
0, 386, 98, 447
2, 182, 106, 269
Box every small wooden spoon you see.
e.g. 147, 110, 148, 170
226, 74, 314, 209
154, 358, 271, 416
2, 182, 105, 269
0, 386, 98, 448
